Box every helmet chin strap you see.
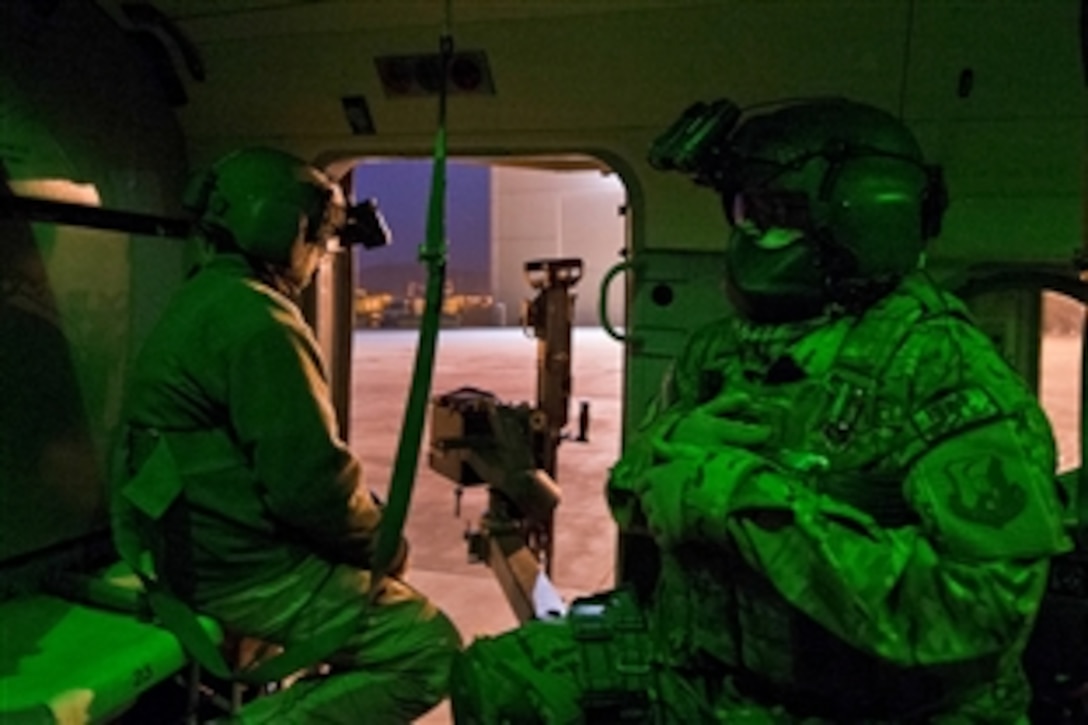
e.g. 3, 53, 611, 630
810, 226, 905, 312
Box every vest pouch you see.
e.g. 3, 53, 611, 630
123, 431, 184, 520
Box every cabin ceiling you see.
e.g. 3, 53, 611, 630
138, 0, 716, 20
102, 0, 723, 27
85, 0, 1085, 195
147, 0, 339, 15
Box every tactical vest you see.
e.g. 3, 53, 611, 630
657, 276, 1009, 720
680, 275, 980, 528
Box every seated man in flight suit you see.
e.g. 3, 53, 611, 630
111, 146, 461, 724
448, 98, 1072, 723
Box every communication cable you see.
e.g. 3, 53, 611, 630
369, 1, 453, 598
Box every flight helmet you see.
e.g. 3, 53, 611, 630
184, 146, 345, 265
650, 97, 948, 320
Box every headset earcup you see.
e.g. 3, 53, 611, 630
189, 147, 332, 263
222, 197, 302, 263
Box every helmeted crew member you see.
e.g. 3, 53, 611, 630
111, 147, 460, 724
448, 98, 1072, 723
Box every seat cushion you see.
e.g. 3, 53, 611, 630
0, 592, 220, 722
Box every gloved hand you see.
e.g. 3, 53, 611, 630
637, 444, 777, 548
652, 391, 773, 463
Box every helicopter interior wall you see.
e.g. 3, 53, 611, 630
1, 0, 190, 568
903, 2, 1084, 264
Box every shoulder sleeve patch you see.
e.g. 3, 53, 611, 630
942, 455, 1026, 527
906, 419, 1071, 560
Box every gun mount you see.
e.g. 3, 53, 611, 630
428, 257, 587, 622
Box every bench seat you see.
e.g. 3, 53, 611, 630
0, 576, 221, 723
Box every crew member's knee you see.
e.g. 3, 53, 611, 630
411, 608, 463, 706
450, 628, 582, 724
328, 595, 462, 716
333, 607, 461, 722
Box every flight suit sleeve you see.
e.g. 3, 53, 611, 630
227, 308, 383, 568
607, 371, 688, 529
720, 427, 1063, 666
707, 318, 1071, 666
608, 319, 731, 529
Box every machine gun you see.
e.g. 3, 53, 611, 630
428, 257, 587, 622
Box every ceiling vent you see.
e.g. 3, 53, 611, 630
375, 50, 495, 98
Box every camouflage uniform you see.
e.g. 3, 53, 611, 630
451, 272, 1070, 723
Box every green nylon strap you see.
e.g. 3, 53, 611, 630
370, 23, 453, 590
143, 586, 233, 681
144, 582, 356, 685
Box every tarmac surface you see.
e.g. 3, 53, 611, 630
347, 326, 624, 723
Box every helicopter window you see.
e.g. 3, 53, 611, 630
1039, 290, 1083, 474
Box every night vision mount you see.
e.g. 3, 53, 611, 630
340, 198, 392, 250
647, 98, 742, 190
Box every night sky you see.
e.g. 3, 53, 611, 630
352, 160, 491, 294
